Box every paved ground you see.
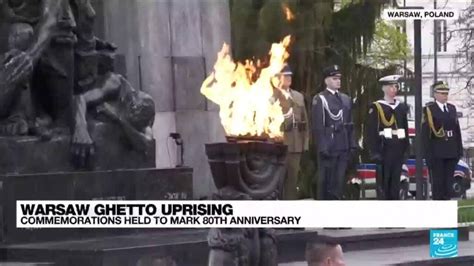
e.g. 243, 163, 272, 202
280, 232, 474, 266
466, 182, 474, 198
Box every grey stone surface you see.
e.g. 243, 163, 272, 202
280, 232, 474, 266
91, 0, 231, 198
100, 0, 140, 89
143, 56, 174, 112
136, 0, 172, 57
206, 111, 227, 143
1, 230, 318, 266
176, 110, 215, 198
200, 0, 231, 112
0, 167, 193, 244
0, 122, 154, 175
0, 264, 54, 266
7, 229, 463, 266
172, 57, 207, 111
153, 112, 178, 168
161, 110, 225, 199
200, 0, 231, 75
169, 0, 203, 57
136, 0, 174, 112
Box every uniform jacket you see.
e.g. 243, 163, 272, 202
366, 100, 409, 159
280, 89, 309, 153
311, 89, 357, 155
421, 102, 463, 161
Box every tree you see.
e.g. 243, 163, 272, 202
451, 3, 474, 142
360, 19, 412, 69
228, 0, 409, 198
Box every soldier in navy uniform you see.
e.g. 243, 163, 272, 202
366, 75, 409, 200
421, 81, 463, 200
312, 65, 358, 200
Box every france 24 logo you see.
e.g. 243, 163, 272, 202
430, 229, 458, 258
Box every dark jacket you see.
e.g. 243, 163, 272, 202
311, 89, 357, 155
366, 100, 409, 160
421, 102, 463, 163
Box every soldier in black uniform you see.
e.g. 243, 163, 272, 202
366, 75, 409, 200
312, 65, 358, 200
421, 81, 463, 200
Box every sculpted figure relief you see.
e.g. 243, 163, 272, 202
0, 0, 156, 170
0, 0, 64, 138
72, 71, 155, 168
69, 0, 155, 168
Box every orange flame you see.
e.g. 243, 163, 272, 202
200, 36, 292, 140
283, 4, 295, 21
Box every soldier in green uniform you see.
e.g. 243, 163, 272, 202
273, 64, 309, 200
421, 81, 463, 200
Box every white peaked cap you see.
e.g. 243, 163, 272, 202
379, 75, 401, 85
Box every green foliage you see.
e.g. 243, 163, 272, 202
458, 199, 474, 224
229, 0, 262, 59
331, 0, 380, 58
228, 0, 406, 199
361, 19, 412, 68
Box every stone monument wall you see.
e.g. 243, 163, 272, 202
92, 0, 230, 199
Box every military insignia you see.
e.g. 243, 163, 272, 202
312, 96, 318, 105
368, 108, 373, 114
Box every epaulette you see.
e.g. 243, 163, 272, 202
425, 101, 435, 106
291, 90, 304, 101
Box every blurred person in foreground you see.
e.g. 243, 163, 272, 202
306, 241, 346, 266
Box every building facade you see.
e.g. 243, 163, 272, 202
403, 0, 473, 158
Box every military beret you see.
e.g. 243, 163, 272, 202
322, 65, 341, 79
431, 80, 449, 93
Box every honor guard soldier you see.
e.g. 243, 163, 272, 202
421, 81, 463, 200
273, 64, 310, 200
312, 65, 358, 200
366, 75, 409, 200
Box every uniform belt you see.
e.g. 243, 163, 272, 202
445, 130, 454, 138
378, 128, 406, 140
327, 124, 343, 132
430, 130, 455, 138
378, 131, 399, 136
283, 122, 307, 132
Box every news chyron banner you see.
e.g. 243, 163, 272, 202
17, 201, 457, 228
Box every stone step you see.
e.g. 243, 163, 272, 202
315, 227, 470, 252
0, 122, 155, 175
0, 228, 468, 265
0, 229, 317, 266
282, 231, 474, 266
0, 167, 192, 244
0, 263, 54, 266
393, 256, 474, 266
